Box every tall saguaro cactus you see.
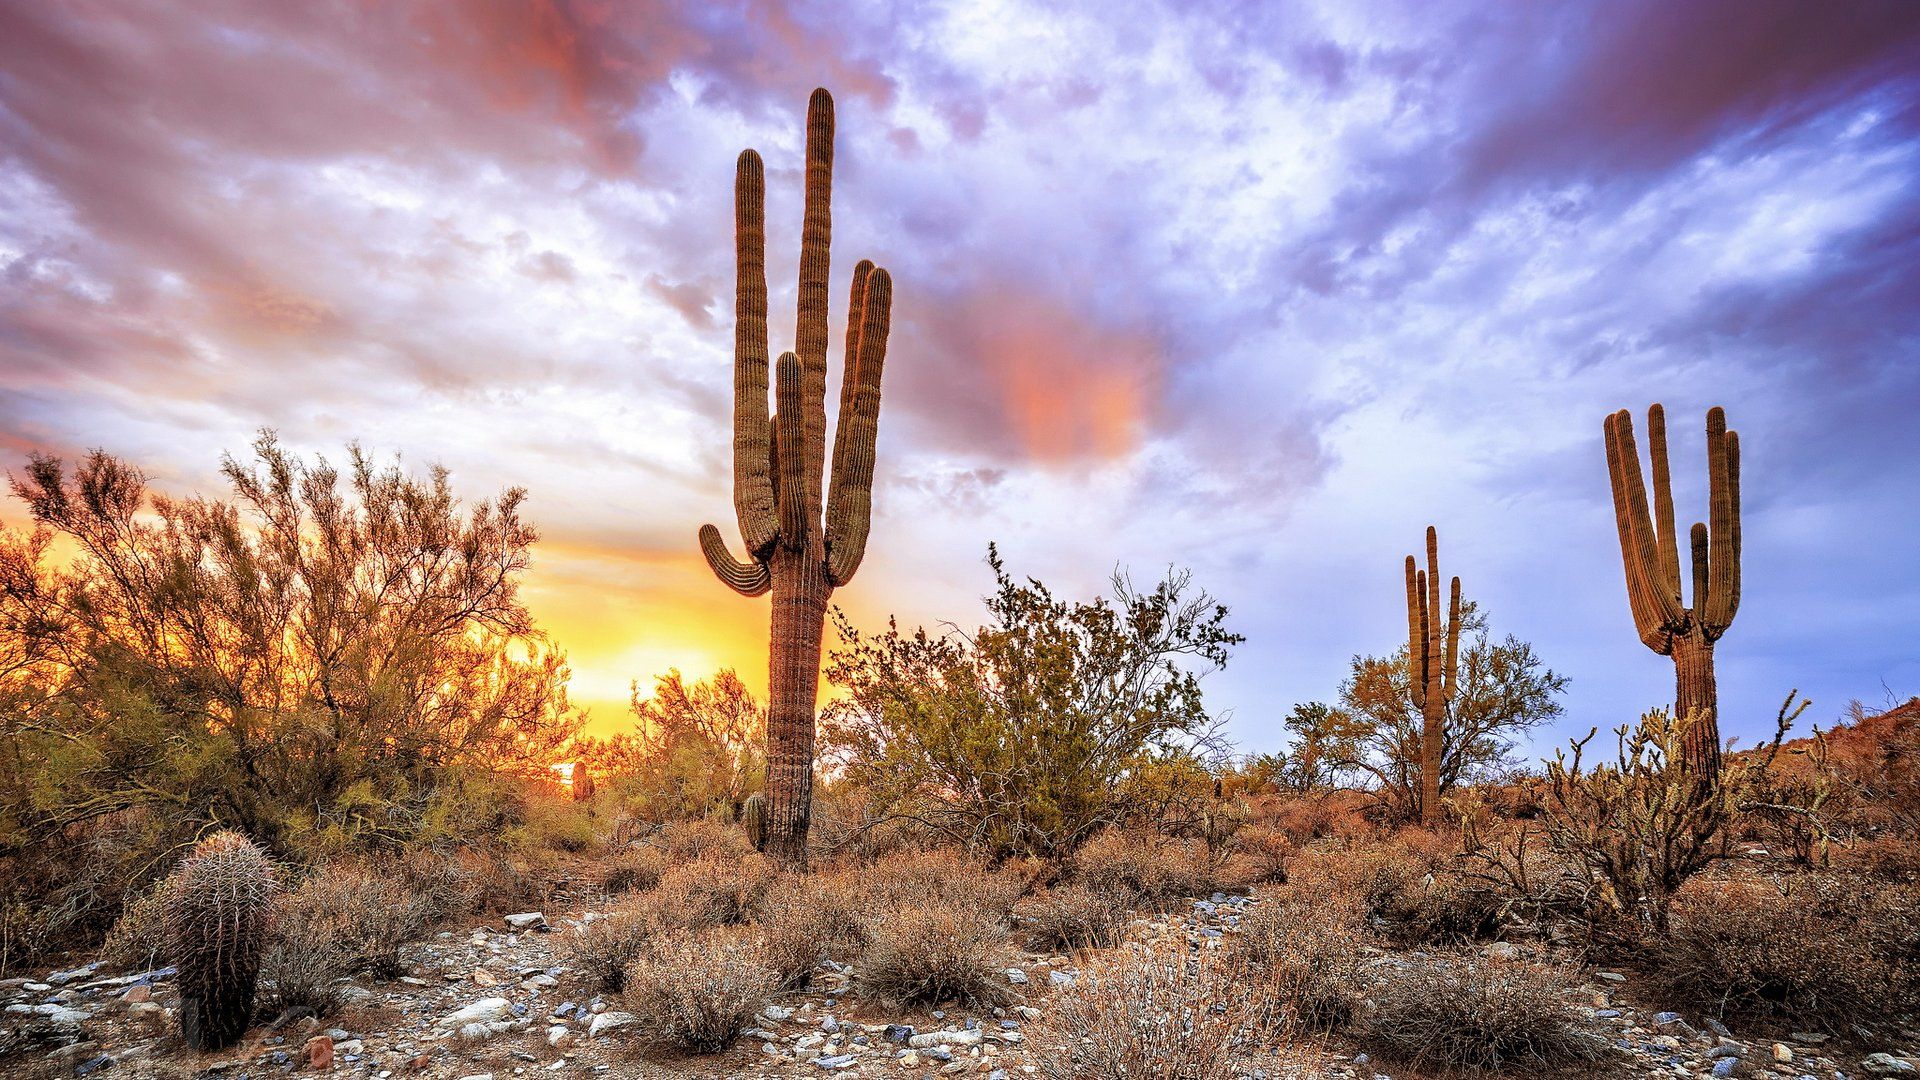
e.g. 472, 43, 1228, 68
1603, 405, 1741, 783
1404, 526, 1462, 824
697, 88, 894, 869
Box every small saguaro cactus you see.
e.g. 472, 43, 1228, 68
1404, 526, 1462, 825
161, 830, 277, 1050
697, 88, 896, 870
571, 765, 596, 803
742, 792, 769, 852
1603, 405, 1741, 784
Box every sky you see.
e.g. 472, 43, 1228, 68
2, 1, 1918, 758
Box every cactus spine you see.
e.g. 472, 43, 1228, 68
1603, 405, 1741, 784
1404, 525, 1461, 825
698, 88, 895, 870
742, 792, 769, 852
161, 831, 277, 1050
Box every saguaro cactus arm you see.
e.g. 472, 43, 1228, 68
1603, 405, 1743, 646
732, 150, 776, 556
699, 524, 771, 596
1703, 407, 1741, 633
826, 266, 893, 586
796, 88, 835, 538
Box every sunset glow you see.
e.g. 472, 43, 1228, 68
3, 2, 1918, 756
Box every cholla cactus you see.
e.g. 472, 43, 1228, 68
162, 830, 277, 1050
1404, 526, 1461, 824
1603, 405, 1741, 782
697, 88, 896, 869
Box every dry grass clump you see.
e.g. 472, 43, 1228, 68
622, 927, 778, 1053
1359, 953, 1602, 1071
1230, 894, 1368, 1031
857, 900, 1017, 1007
397, 847, 485, 922
1230, 823, 1297, 885
1660, 873, 1919, 1028
1031, 942, 1261, 1080
649, 818, 756, 863
1014, 882, 1131, 952
262, 865, 433, 1012
558, 904, 659, 994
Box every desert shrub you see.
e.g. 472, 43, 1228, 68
857, 900, 1016, 1007
1032, 942, 1261, 1080
262, 887, 356, 1013
1070, 831, 1220, 910
1015, 882, 1130, 952
558, 904, 659, 994
1230, 894, 1368, 1031
397, 847, 484, 922
821, 549, 1240, 861
863, 847, 1027, 919
621, 927, 777, 1052
1231, 824, 1296, 884
1659, 873, 1920, 1027
753, 874, 868, 987
650, 851, 776, 930
98, 887, 166, 973
296, 865, 432, 978
503, 795, 598, 854
649, 818, 756, 863
1359, 953, 1602, 1071
599, 845, 672, 896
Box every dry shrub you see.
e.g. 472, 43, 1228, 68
600, 845, 672, 896
262, 864, 430, 1012
622, 927, 778, 1053
1262, 792, 1371, 843
753, 873, 867, 987
1359, 954, 1602, 1071
650, 852, 776, 930
98, 887, 166, 973
1070, 830, 1219, 909
1660, 873, 1920, 1027
1286, 832, 1501, 944
858, 900, 1016, 1007
1230, 894, 1368, 1031
648, 818, 755, 863
1032, 941, 1261, 1080
1015, 882, 1130, 952
558, 905, 658, 994
1231, 824, 1297, 885
864, 847, 1027, 918
263, 887, 356, 1013
397, 847, 484, 922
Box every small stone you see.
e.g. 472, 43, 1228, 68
1772, 1044, 1791, 1063
587, 1011, 636, 1038
815, 1055, 857, 1070
1005, 969, 1028, 986
1711, 1059, 1737, 1079
547, 1025, 572, 1049
1047, 970, 1075, 987
74, 1056, 113, 1077
121, 985, 151, 1004
440, 998, 511, 1029
1788, 1032, 1828, 1045
504, 913, 548, 931
1481, 942, 1521, 960
1862, 1053, 1918, 1076
471, 968, 498, 986
1595, 971, 1627, 984
900, 1050, 921, 1067
305, 1035, 334, 1069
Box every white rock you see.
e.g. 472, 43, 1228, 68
504, 912, 548, 930
441, 997, 511, 1028
546, 1024, 572, 1049
907, 1029, 983, 1049
588, 1010, 636, 1038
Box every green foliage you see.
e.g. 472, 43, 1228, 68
821, 545, 1240, 859
1265, 702, 1372, 793
1339, 600, 1567, 817
573, 669, 764, 824
0, 435, 582, 867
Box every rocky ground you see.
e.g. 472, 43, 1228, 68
5, 890, 1917, 1080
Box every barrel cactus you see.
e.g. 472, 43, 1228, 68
742, 793, 769, 852
162, 830, 277, 1050
697, 87, 897, 869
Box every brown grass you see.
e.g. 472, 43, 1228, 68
752, 873, 868, 987
557, 904, 658, 994
1229, 893, 1368, 1032
1014, 881, 1131, 952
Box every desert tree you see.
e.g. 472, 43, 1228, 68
820, 545, 1240, 859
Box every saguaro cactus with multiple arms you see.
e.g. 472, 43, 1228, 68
698, 88, 894, 869
1603, 405, 1741, 783
1404, 526, 1462, 824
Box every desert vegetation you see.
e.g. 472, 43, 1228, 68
1, 86, 1915, 1080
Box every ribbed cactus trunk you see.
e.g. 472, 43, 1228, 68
697, 88, 895, 871
1603, 405, 1741, 788
765, 545, 828, 863
1404, 526, 1461, 825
